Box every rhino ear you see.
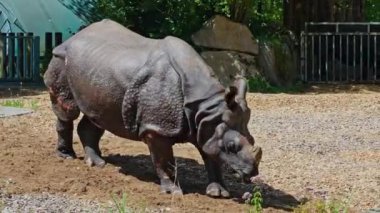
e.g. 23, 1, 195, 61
225, 86, 238, 109
202, 137, 222, 156
201, 123, 226, 156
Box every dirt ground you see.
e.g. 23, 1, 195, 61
0, 86, 379, 212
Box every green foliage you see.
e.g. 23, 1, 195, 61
248, 76, 304, 93
61, 0, 230, 41
248, 186, 263, 213
248, 0, 283, 39
366, 0, 380, 21
294, 199, 349, 213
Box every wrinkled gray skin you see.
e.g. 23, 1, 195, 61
44, 19, 262, 198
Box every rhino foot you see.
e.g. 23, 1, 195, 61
85, 154, 106, 168
160, 179, 183, 195
206, 182, 230, 198
56, 148, 77, 159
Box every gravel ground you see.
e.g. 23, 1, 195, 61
248, 93, 380, 211
0, 191, 106, 213
0, 87, 379, 212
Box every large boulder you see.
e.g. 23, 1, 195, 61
258, 39, 299, 87
192, 15, 258, 55
201, 51, 260, 87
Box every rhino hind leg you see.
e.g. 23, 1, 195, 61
46, 55, 80, 159
56, 118, 77, 159
144, 133, 183, 195
49, 90, 80, 159
77, 116, 106, 167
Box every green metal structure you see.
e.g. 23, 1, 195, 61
0, 0, 83, 82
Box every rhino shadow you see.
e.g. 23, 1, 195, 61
105, 154, 300, 211
259, 183, 301, 211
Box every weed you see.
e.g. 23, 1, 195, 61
109, 192, 133, 213
294, 199, 349, 213
249, 186, 263, 213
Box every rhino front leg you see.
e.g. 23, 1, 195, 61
144, 133, 182, 195
77, 116, 106, 167
198, 150, 230, 198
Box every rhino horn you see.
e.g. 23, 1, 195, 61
251, 146, 262, 164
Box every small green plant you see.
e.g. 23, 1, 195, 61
249, 186, 263, 213
294, 199, 349, 213
109, 192, 133, 213
0, 99, 25, 108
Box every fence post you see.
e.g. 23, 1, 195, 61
17, 32, 24, 80
8, 33, 15, 80
33, 36, 41, 82
55, 32, 63, 47
0, 33, 4, 79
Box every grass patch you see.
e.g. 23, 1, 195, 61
0, 99, 25, 108
294, 199, 349, 213
248, 76, 304, 93
0, 99, 39, 110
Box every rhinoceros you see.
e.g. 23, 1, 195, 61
44, 19, 262, 197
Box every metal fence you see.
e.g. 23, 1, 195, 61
300, 22, 380, 83
0, 33, 40, 82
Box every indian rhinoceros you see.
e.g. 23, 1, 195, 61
44, 19, 262, 197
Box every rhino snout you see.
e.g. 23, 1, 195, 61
239, 145, 262, 183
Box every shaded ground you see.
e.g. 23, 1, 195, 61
0, 86, 379, 212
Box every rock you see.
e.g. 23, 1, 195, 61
258, 40, 299, 87
201, 51, 260, 87
192, 15, 258, 55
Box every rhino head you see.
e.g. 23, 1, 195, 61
200, 78, 262, 183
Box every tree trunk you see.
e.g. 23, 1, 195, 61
283, 0, 365, 35
351, 0, 365, 21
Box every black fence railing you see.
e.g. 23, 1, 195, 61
0, 32, 63, 83
0, 33, 40, 82
300, 22, 380, 83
